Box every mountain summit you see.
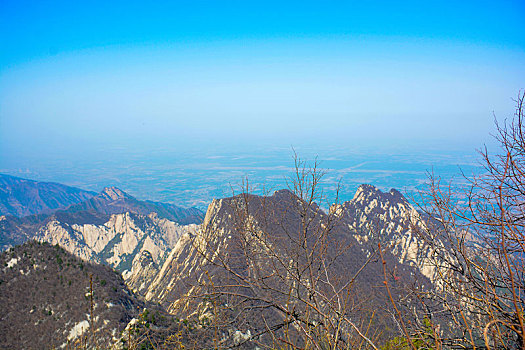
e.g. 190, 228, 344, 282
137, 187, 432, 346
332, 184, 442, 284
99, 186, 132, 201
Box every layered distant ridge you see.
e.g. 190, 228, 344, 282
67, 186, 204, 225
0, 174, 95, 217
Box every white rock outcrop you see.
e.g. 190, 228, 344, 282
37, 212, 197, 275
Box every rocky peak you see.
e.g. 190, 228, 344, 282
388, 188, 404, 200
272, 188, 296, 200
99, 186, 130, 201
350, 184, 408, 209
201, 198, 224, 231
336, 184, 417, 239
36, 211, 195, 274
333, 185, 443, 284
125, 249, 160, 295
139, 187, 435, 346
200, 189, 303, 234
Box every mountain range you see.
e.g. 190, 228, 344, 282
65, 186, 204, 225
0, 174, 454, 348
0, 174, 96, 217
0, 175, 204, 253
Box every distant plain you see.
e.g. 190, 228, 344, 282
0, 143, 482, 209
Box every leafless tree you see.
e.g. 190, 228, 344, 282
166, 93, 525, 350
186, 152, 383, 349
413, 91, 525, 349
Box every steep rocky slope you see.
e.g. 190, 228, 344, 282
0, 186, 204, 283
0, 181, 461, 348
0, 210, 116, 251
126, 250, 160, 296
139, 188, 433, 347
0, 241, 145, 349
37, 211, 197, 274
332, 184, 445, 284
0, 174, 95, 217
1, 209, 198, 299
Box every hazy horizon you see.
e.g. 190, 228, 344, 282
1, 1, 524, 206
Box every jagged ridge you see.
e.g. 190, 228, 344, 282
138, 187, 433, 346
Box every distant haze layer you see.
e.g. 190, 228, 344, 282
0, 145, 482, 209
0, 1, 522, 207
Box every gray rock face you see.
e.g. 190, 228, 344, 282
1, 183, 462, 348
126, 250, 160, 295
332, 184, 445, 285
137, 188, 434, 347
0, 180, 205, 252
0, 180, 204, 290
36, 211, 197, 275
143, 198, 226, 309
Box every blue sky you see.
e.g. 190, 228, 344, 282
1, 0, 525, 160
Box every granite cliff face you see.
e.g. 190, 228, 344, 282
141, 197, 230, 309
0, 184, 204, 288
37, 211, 197, 274
134, 188, 434, 347
332, 184, 445, 284
126, 250, 160, 296
0, 181, 462, 348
